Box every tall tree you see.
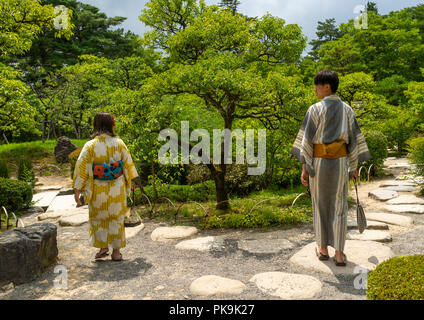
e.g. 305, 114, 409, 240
219, 0, 241, 15
366, 2, 378, 14
308, 18, 342, 61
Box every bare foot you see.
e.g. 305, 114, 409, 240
111, 249, 122, 261
95, 248, 109, 259
335, 250, 346, 263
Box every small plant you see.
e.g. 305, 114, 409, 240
367, 255, 424, 300
0, 159, 9, 178
0, 177, 33, 212
17, 157, 35, 186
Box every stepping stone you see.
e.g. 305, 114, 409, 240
383, 204, 424, 214
379, 181, 416, 187
368, 189, 398, 201
46, 195, 78, 212
249, 272, 322, 299
347, 230, 392, 243
126, 223, 145, 239
387, 164, 411, 169
347, 219, 388, 230
189, 275, 246, 296
57, 188, 75, 196
59, 212, 89, 226
289, 240, 395, 275
22, 206, 45, 214
35, 185, 63, 193
237, 239, 294, 255
387, 195, 424, 205
32, 191, 60, 210
366, 212, 414, 227
383, 186, 418, 192
151, 226, 198, 242
175, 236, 224, 252
38, 206, 88, 221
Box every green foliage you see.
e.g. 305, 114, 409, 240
17, 158, 35, 185
367, 255, 424, 300
224, 164, 267, 197
362, 130, 388, 177
309, 18, 342, 61
0, 177, 33, 212
406, 137, 424, 193
0, 160, 9, 178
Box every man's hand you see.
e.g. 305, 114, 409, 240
74, 188, 82, 206
301, 164, 309, 187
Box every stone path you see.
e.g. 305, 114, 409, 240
1, 156, 423, 300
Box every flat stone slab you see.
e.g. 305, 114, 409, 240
34, 185, 63, 193
59, 213, 89, 226
126, 224, 145, 239
383, 186, 418, 192
366, 212, 414, 227
46, 195, 78, 212
32, 191, 60, 209
383, 204, 424, 214
175, 236, 224, 252
249, 272, 322, 299
368, 189, 398, 201
387, 164, 411, 169
151, 226, 198, 242
386, 195, 424, 205
289, 240, 395, 275
237, 239, 294, 255
57, 188, 75, 196
38, 206, 88, 221
189, 275, 246, 296
347, 219, 388, 230
346, 230, 392, 243
379, 181, 417, 187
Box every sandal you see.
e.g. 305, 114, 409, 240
333, 253, 347, 267
315, 247, 329, 261
95, 249, 109, 259
111, 253, 123, 262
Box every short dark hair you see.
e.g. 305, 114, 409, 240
91, 112, 116, 138
314, 69, 339, 93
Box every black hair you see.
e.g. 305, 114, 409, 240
314, 69, 339, 93
91, 112, 116, 138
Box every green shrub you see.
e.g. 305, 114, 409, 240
406, 136, 424, 194
224, 164, 267, 197
362, 130, 388, 177
0, 160, 9, 178
367, 255, 424, 300
17, 158, 35, 185
0, 177, 33, 212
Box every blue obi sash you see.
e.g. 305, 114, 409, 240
93, 160, 124, 181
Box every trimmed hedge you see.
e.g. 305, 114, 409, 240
0, 177, 33, 212
367, 255, 424, 300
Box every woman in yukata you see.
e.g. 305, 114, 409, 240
73, 112, 139, 261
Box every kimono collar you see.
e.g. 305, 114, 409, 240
323, 94, 341, 101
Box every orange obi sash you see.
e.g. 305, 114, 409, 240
313, 140, 347, 159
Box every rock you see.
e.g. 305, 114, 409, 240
386, 195, 424, 205
38, 206, 88, 221
189, 275, 246, 296
58, 188, 75, 196
365, 212, 413, 227
125, 223, 145, 239
32, 191, 60, 210
379, 181, 416, 187
383, 204, 424, 214
175, 236, 224, 252
22, 206, 45, 214
347, 219, 388, 230
368, 189, 398, 201
387, 164, 411, 169
347, 230, 392, 242
59, 213, 89, 226
237, 239, 294, 255
46, 195, 78, 212
35, 185, 63, 193
0, 282, 14, 293
249, 272, 322, 299
289, 240, 395, 275
0, 223, 58, 287
151, 226, 198, 242
383, 186, 418, 192
54, 136, 78, 163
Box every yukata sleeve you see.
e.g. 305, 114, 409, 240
120, 140, 139, 195
72, 141, 94, 203
290, 105, 318, 177
347, 113, 372, 180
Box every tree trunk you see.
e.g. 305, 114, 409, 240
2, 133, 9, 144
214, 169, 229, 210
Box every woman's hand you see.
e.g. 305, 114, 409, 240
301, 164, 309, 187
74, 188, 82, 206
351, 170, 359, 182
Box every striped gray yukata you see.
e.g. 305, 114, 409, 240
291, 94, 371, 252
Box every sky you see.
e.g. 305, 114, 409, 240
79, 0, 424, 53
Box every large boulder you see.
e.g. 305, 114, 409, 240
0, 223, 58, 287
54, 136, 78, 163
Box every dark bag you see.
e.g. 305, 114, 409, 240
354, 177, 367, 233
124, 188, 142, 227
